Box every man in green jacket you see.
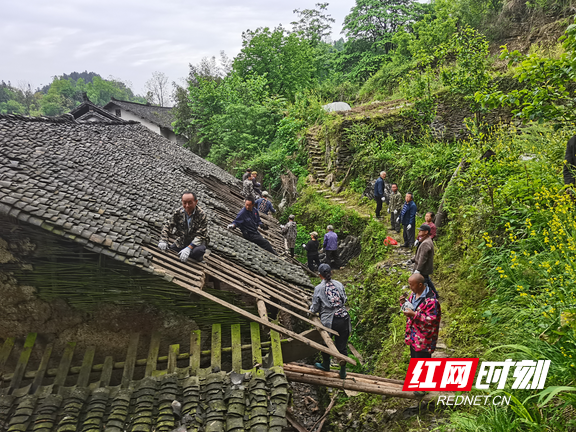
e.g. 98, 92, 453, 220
388, 184, 403, 233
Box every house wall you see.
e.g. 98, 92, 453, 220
104, 106, 162, 135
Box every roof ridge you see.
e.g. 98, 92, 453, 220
0, 113, 77, 123
110, 98, 172, 109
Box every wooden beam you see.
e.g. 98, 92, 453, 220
172, 279, 356, 366
211, 324, 221, 370
8, 333, 36, 393
231, 324, 242, 372
256, 298, 268, 320
98, 357, 114, 388
145, 331, 161, 378
270, 331, 283, 367
283, 370, 435, 401
167, 345, 179, 374
283, 363, 405, 385
76, 346, 95, 387
250, 322, 262, 366
54, 342, 76, 393
189, 330, 201, 375
121, 333, 139, 389
311, 316, 339, 354
30, 343, 52, 395
0, 337, 15, 380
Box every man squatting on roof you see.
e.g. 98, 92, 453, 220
310, 263, 350, 379
158, 191, 209, 262
228, 197, 276, 255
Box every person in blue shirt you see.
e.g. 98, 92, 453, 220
323, 225, 341, 269
373, 171, 389, 219
255, 191, 276, 215
228, 197, 276, 255
398, 192, 417, 248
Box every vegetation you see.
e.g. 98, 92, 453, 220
1, 71, 149, 116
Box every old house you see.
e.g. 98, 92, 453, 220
0, 114, 353, 431
103, 98, 184, 144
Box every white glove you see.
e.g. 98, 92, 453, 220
396, 217, 400, 223
387, 207, 390, 213
394, 210, 398, 214
381, 197, 386, 202
413, 269, 420, 274
227, 224, 235, 229
414, 240, 419, 247
407, 224, 412, 230
158, 241, 167, 251
302, 243, 307, 248
178, 247, 191, 262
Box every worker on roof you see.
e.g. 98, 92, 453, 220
158, 191, 209, 263
310, 263, 350, 379
242, 173, 256, 198
255, 191, 276, 215
251, 171, 262, 199
228, 196, 276, 255
281, 214, 297, 258
242, 168, 252, 181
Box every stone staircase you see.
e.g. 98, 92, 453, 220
306, 127, 327, 184
305, 127, 354, 187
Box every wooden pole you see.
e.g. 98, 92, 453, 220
283, 369, 435, 401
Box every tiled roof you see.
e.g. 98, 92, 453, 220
69, 101, 128, 123
0, 114, 311, 288
104, 98, 176, 130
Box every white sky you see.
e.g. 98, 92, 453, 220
0, 0, 355, 94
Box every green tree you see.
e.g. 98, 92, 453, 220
291, 2, 335, 46
337, 0, 430, 81
477, 19, 576, 126
233, 26, 317, 101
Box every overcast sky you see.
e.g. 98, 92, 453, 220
0, 0, 354, 95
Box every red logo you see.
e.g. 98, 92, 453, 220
403, 358, 480, 391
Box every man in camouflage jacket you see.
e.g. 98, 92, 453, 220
388, 183, 403, 233
242, 174, 255, 198
281, 215, 297, 257
158, 192, 209, 263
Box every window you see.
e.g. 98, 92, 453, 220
115, 109, 121, 117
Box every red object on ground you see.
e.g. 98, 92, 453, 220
384, 236, 398, 246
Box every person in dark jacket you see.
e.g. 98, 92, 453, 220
413, 224, 438, 297
310, 264, 350, 379
228, 197, 276, 254
373, 171, 389, 219
242, 168, 252, 181
398, 192, 417, 248
303, 232, 321, 271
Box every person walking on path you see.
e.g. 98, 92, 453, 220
158, 191, 210, 263
415, 212, 437, 248
303, 232, 321, 271
281, 215, 297, 258
228, 197, 276, 255
310, 263, 351, 379
412, 224, 439, 297
399, 273, 441, 360
255, 192, 276, 215
323, 225, 341, 269
398, 192, 417, 247
373, 171, 390, 219
388, 183, 403, 233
